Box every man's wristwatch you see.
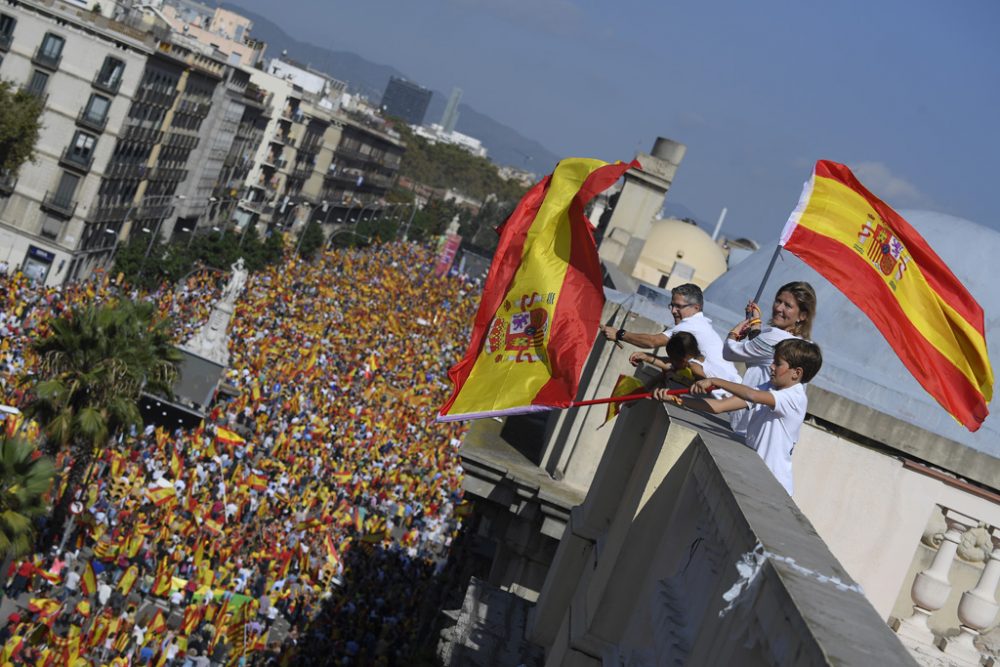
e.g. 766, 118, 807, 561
616, 328, 626, 342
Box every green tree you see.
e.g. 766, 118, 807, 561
233, 223, 268, 271
0, 80, 44, 175
296, 221, 325, 260
261, 229, 285, 264
0, 433, 55, 566
392, 124, 528, 203
19, 301, 181, 539
113, 232, 167, 292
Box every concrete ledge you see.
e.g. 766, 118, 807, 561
538, 402, 918, 666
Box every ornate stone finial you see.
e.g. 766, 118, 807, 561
921, 505, 947, 548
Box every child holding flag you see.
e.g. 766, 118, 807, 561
654, 338, 822, 496
632, 332, 742, 397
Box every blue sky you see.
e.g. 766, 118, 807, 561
235, 0, 998, 241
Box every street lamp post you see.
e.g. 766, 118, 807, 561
400, 202, 418, 241
327, 228, 371, 248
143, 194, 187, 260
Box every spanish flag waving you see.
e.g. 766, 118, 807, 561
781, 160, 993, 431
216, 427, 245, 446
438, 157, 637, 421
80, 561, 97, 597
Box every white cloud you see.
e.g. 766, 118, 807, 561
850, 161, 929, 207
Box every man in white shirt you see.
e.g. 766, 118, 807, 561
601, 283, 737, 377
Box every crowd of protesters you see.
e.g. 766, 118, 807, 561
0, 241, 479, 665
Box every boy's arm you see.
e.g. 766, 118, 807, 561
652, 388, 747, 414
692, 377, 775, 409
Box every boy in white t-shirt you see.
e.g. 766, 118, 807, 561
654, 339, 822, 496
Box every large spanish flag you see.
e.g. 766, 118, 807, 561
438, 157, 636, 421
781, 160, 993, 431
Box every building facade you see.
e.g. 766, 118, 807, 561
80, 39, 230, 277
159, 0, 265, 67
0, 0, 152, 284
380, 75, 431, 126
441, 86, 461, 134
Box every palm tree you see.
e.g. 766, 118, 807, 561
19, 300, 181, 540
0, 432, 55, 571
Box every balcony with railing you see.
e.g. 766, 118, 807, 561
291, 163, 313, 180
76, 108, 108, 134
89, 202, 129, 224
123, 126, 162, 144
333, 145, 376, 165
41, 191, 77, 218
32, 47, 61, 70
299, 134, 324, 155
107, 162, 147, 180
59, 149, 94, 173
271, 132, 296, 148
149, 166, 187, 182
93, 72, 123, 96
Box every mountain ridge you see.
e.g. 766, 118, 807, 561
223, 3, 562, 172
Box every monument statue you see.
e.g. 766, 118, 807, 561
220, 257, 247, 305
182, 257, 248, 366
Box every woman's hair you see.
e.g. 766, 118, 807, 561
666, 331, 701, 361
776, 281, 817, 339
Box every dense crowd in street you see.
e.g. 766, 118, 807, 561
0, 241, 480, 665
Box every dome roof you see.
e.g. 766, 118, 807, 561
634, 218, 727, 289
703, 210, 1000, 461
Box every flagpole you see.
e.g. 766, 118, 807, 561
605, 293, 636, 349
752, 244, 783, 305
568, 386, 698, 408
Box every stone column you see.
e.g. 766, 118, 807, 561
938, 527, 1000, 664
598, 137, 686, 278
895, 508, 975, 644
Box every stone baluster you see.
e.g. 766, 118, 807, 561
895, 508, 975, 644
937, 527, 1000, 664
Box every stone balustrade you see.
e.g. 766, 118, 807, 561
893, 507, 1000, 666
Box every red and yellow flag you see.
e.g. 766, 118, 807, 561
146, 485, 177, 507
438, 157, 637, 421
245, 473, 268, 492
151, 558, 172, 597
602, 374, 646, 426
117, 565, 139, 596
216, 427, 245, 446
80, 561, 97, 597
147, 609, 167, 636
169, 449, 183, 480
781, 160, 993, 430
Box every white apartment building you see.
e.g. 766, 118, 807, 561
267, 57, 346, 104
0, 0, 151, 284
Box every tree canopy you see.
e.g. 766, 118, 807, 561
0, 433, 55, 562
22, 300, 181, 456
0, 80, 44, 175
393, 124, 527, 204
20, 299, 182, 542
